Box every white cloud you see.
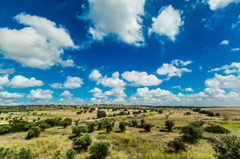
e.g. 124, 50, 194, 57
209, 62, 240, 74
185, 88, 194, 92
89, 69, 102, 80
50, 76, 83, 89
149, 5, 184, 41
219, 40, 229, 46
27, 89, 53, 100
60, 90, 73, 98
0, 13, 77, 69
0, 91, 24, 99
157, 59, 192, 78
90, 71, 126, 88
9, 75, 43, 88
82, 0, 145, 46
0, 75, 10, 89
208, 0, 239, 10
0, 68, 15, 74
121, 71, 162, 86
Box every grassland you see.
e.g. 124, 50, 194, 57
0, 105, 239, 159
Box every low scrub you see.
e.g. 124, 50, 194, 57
205, 125, 230, 134
90, 141, 110, 159
0, 146, 34, 159
212, 135, 240, 159
167, 138, 187, 153
181, 125, 203, 143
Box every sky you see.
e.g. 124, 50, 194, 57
0, 0, 240, 106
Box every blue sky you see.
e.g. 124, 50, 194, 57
0, 0, 240, 106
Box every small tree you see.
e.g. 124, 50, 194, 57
165, 120, 174, 132
119, 122, 126, 132
51, 149, 63, 159
97, 111, 106, 118
62, 118, 72, 128
18, 147, 34, 159
72, 126, 88, 136
167, 139, 187, 153
212, 135, 240, 159
26, 126, 41, 139
66, 148, 77, 159
189, 121, 204, 128
73, 133, 92, 151
90, 142, 110, 159
181, 125, 203, 143
106, 123, 113, 133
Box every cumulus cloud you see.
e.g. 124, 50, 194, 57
0, 75, 10, 89
121, 71, 162, 86
81, 0, 145, 46
60, 90, 73, 98
9, 75, 43, 88
0, 91, 24, 99
0, 13, 77, 69
149, 5, 184, 41
172, 85, 194, 92
208, 0, 239, 10
27, 89, 53, 100
89, 69, 102, 80
50, 76, 83, 89
89, 70, 126, 88
157, 59, 192, 78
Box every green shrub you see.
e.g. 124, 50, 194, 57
66, 148, 77, 159
212, 135, 240, 159
62, 118, 72, 128
144, 124, 153, 132
87, 122, 95, 133
0, 125, 11, 135
73, 133, 92, 151
165, 120, 174, 132
51, 149, 63, 159
181, 125, 203, 143
26, 126, 41, 139
205, 125, 230, 134
72, 126, 88, 136
130, 119, 138, 127
189, 121, 204, 128
18, 147, 34, 159
106, 123, 114, 133
90, 141, 110, 159
167, 138, 187, 153
97, 111, 106, 118
119, 122, 126, 132
140, 119, 146, 128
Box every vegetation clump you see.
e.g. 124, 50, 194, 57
181, 125, 203, 143
212, 135, 240, 159
97, 110, 107, 118
90, 141, 110, 159
73, 133, 92, 151
205, 125, 230, 134
167, 138, 187, 153
165, 120, 174, 132
26, 126, 41, 139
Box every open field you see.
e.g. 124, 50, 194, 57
0, 105, 239, 159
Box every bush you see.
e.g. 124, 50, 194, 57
87, 122, 95, 133
106, 123, 114, 133
51, 149, 63, 159
130, 119, 138, 127
181, 125, 203, 143
62, 118, 72, 128
73, 133, 92, 151
0, 125, 11, 135
66, 148, 77, 159
140, 119, 146, 128
97, 111, 106, 118
144, 124, 153, 132
167, 138, 187, 153
18, 147, 34, 159
90, 141, 110, 159
205, 125, 230, 134
26, 126, 41, 139
212, 135, 240, 159
72, 126, 88, 136
165, 120, 174, 132
184, 112, 191, 116
119, 122, 127, 132
189, 121, 204, 128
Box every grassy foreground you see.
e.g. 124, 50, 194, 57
0, 105, 239, 159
